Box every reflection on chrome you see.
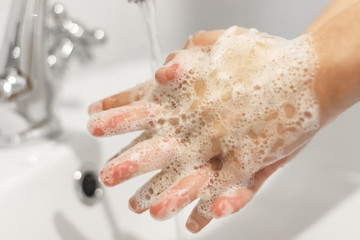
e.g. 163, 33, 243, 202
0, 0, 105, 146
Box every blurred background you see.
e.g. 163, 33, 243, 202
1, 0, 360, 240
0, 0, 331, 75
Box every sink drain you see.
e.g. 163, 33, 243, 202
74, 169, 103, 205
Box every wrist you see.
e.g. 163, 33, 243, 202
309, 6, 360, 126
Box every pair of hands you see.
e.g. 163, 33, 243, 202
87, 27, 319, 233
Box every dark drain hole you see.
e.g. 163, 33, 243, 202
82, 172, 97, 197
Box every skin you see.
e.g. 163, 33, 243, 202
88, 0, 360, 234
311, 2, 360, 124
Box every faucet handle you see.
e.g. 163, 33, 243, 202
0, 1, 106, 146
48, 3, 106, 76
0, 69, 27, 101
51, 3, 106, 44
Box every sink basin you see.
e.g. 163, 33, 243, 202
0, 60, 181, 240
1, 59, 360, 240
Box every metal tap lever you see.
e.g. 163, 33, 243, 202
0, 0, 105, 146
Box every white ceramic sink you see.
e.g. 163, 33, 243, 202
0, 60, 181, 240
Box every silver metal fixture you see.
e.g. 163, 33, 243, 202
0, 1, 105, 146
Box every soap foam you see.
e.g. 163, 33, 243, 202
109, 26, 320, 218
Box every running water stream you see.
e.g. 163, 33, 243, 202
136, 1, 185, 239
138, 0, 163, 74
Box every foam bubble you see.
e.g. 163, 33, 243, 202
109, 27, 320, 218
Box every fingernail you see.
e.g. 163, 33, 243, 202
155, 63, 178, 85
128, 198, 140, 213
92, 128, 104, 137
186, 216, 200, 233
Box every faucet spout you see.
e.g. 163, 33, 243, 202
0, 0, 105, 146
0, 0, 56, 146
0, 0, 49, 102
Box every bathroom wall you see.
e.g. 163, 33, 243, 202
57, 0, 331, 70
0, 0, 331, 75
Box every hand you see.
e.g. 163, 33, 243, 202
88, 27, 320, 233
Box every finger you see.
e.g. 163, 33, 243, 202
186, 199, 213, 233
129, 170, 179, 213
184, 30, 225, 49
163, 53, 177, 65
210, 156, 292, 219
88, 91, 131, 115
88, 101, 160, 137
209, 143, 308, 218
149, 168, 210, 220
210, 187, 252, 219
155, 63, 179, 85
106, 131, 153, 165
88, 81, 153, 115
155, 30, 225, 86
113, 131, 153, 158
254, 143, 307, 186
100, 137, 178, 186
160, 30, 224, 66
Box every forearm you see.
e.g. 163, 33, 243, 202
310, 2, 360, 126
306, 0, 360, 33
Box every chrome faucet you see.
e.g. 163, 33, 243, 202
0, 0, 105, 146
